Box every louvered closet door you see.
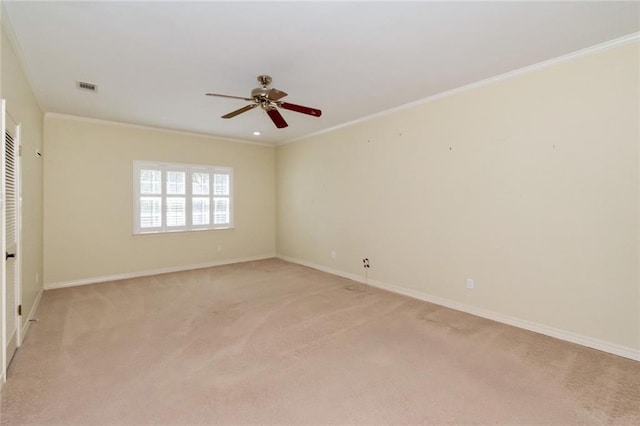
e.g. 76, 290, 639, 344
4, 111, 20, 374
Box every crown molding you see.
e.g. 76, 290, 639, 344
44, 112, 275, 148
280, 32, 640, 146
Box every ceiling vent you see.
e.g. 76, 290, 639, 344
76, 81, 97, 92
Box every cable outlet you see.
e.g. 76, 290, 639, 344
363, 258, 370, 268
466, 278, 474, 289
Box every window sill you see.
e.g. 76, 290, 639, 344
133, 226, 235, 236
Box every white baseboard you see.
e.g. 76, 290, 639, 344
6, 331, 17, 369
21, 287, 44, 339
45, 254, 276, 290
277, 254, 640, 362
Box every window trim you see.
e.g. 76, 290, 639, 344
133, 160, 234, 235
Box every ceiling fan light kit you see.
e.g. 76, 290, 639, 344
206, 75, 322, 129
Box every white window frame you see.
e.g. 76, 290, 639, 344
133, 161, 233, 234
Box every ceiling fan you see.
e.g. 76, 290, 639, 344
206, 75, 322, 129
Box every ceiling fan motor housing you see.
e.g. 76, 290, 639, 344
251, 87, 271, 100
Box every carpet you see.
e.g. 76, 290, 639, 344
1, 259, 638, 424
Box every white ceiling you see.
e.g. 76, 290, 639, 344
3, 1, 639, 145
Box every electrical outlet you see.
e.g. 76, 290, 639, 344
331, 250, 336, 260
362, 258, 370, 268
217, 245, 222, 252
466, 278, 474, 289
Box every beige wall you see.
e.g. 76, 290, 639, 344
1, 27, 45, 324
277, 41, 640, 351
44, 116, 275, 285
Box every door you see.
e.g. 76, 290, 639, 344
1, 101, 21, 381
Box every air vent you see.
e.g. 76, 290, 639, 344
76, 81, 98, 92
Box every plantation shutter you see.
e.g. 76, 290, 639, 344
134, 162, 233, 234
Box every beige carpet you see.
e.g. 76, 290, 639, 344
1, 258, 638, 425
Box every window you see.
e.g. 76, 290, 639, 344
133, 161, 233, 234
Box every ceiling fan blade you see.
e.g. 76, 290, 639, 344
266, 108, 288, 128
206, 93, 253, 101
221, 104, 258, 119
267, 88, 288, 101
279, 102, 322, 117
